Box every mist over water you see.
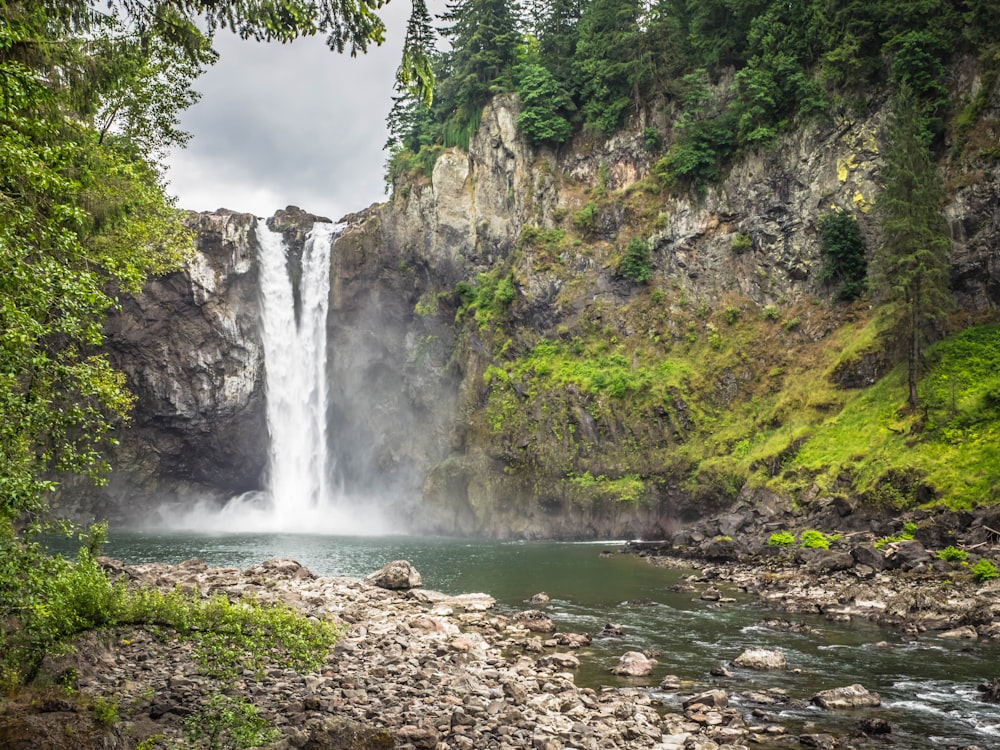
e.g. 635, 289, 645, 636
165, 219, 394, 535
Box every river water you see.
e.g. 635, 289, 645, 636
88, 530, 1000, 749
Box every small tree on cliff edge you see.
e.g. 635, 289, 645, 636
873, 86, 952, 408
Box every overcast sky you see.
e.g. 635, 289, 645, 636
164, 2, 424, 221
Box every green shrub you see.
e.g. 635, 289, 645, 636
937, 545, 968, 562
800, 529, 831, 549
731, 233, 752, 253
768, 530, 795, 547
972, 559, 999, 583
572, 201, 599, 235
818, 210, 867, 301
875, 521, 918, 549
620, 238, 652, 284
762, 305, 780, 321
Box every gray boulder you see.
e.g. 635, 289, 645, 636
365, 560, 423, 590
811, 683, 881, 709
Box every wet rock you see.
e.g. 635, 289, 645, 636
799, 733, 839, 748
683, 689, 728, 709
528, 592, 550, 604
732, 648, 786, 670
978, 677, 1000, 703
365, 560, 423, 590
598, 623, 624, 638
700, 587, 722, 601
611, 651, 656, 676
939, 625, 978, 640
537, 653, 580, 670
859, 717, 892, 735
659, 674, 682, 690
811, 684, 880, 709
513, 610, 556, 632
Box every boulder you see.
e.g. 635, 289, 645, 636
884, 540, 932, 571
682, 690, 728, 710
512, 610, 556, 632
978, 677, 1000, 703
732, 648, 786, 670
364, 560, 423, 590
850, 544, 886, 571
528, 592, 551, 604
611, 651, 656, 677
537, 652, 580, 670
811, 684, 881, 709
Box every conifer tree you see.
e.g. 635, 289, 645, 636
438, 0, 520, 145
873, 86, 952, 407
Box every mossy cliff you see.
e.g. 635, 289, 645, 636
336, 69, 1000, 538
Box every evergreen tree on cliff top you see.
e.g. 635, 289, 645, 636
873, 86, 952, 408
437, 0, 520, 146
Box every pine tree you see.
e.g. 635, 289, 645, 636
438, 0, 520, 146
873, 86, 952, 407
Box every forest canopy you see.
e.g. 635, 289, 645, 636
385, 0, 1000, 188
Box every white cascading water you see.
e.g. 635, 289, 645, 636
256, 220, 337, 517
168, 217, 392, 534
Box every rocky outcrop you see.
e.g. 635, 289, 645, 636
55, 210, 269, 523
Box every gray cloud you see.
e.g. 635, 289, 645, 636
165, 3, 416, 219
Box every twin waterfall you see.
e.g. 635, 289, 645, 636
257, 221, 337, 518
173, 218, 391, 535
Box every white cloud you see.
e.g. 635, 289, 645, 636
164, 3, 417, 219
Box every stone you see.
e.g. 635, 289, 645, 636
537, 653, 580, 670
364, 560, 423, 590
939, 626, 978, 640
682, 690, 728, 710
528, 592, 551, 604
850, 544, 886, 571
859, 717, 892, 734
811, 684, 881, 709
732, 648, 786, 670
611, 651, 656, 677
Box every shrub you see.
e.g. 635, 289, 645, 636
572, 201, 599, 235
762, 305, 780, 321
731, 233, 752, 253
937, 546, 968, 562
620, 238, 652, 284
972, 559, 999, 583
768, 530, 795, 547
875, 521, 918, 549
800, 529, 831, 549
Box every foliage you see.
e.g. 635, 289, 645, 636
873, 86, 952, 407
455, 272, 516, 329
768, 530, 795, 547
572, 201, 600, 235
184, 694, 281, 750
619, 237, 652, 284
937, 545, 968, 562
799, 529, 831, 549
972, 559, 999, 583
567, 471, 646, 504
819, 210, 868, 301
0, 0, 409, 693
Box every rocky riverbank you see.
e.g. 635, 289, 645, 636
7, 553, 984, 750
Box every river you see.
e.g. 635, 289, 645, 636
77, 530, 1000, 749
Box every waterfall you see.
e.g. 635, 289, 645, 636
257, 220, 337, 516
162, 215, 395, 535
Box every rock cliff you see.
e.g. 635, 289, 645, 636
59, 72, 1000, 536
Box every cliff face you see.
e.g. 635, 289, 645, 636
60, 72, 1000, 536
56, 210, 267, 523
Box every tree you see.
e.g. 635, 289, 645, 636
437, 0, 520, 146
573, 0, 645, 134
515, 43, 574, 145
819, 210, 867, 302
873, 87, 952, 407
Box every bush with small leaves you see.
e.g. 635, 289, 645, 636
768, 530, 795, 547
937, 546, 968, 562
800, 529, 831, 549
972, 559, 998, 583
